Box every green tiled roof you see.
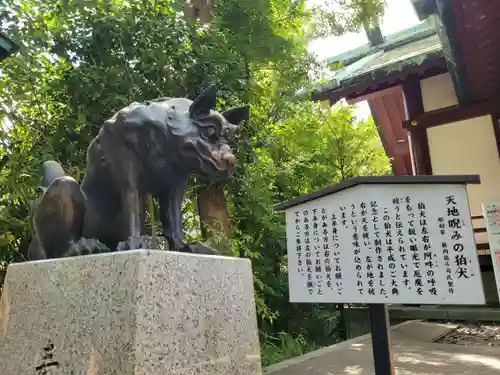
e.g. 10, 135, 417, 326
315, 17, 443, 96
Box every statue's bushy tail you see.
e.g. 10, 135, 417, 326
41, 160, 66, 189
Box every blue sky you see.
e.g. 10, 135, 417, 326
308, 0, 421, 120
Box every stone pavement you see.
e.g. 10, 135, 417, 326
265, 320, 500, 375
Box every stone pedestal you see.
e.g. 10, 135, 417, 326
0, 250, 262, 375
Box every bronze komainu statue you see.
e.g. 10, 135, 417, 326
28, 85, 249, 260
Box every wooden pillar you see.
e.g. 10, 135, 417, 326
402, 78, 433, 175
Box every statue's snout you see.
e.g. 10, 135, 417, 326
220, 144, 236, 171
222, 151, 237, 170
210, 144, 237, 171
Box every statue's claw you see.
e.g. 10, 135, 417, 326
66, 238, 109, 257
116, 235, 159, 251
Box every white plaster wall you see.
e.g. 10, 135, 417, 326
426, 115, 500, 218
420, 73, 459, 112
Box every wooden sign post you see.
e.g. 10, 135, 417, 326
275, 175, 485, 375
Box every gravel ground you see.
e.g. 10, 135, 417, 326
436, 323, 500, 347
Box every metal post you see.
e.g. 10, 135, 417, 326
368, 304, 395, 375
336, 303, 347, 340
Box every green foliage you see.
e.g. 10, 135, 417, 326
261, 331, 318, 367
229, 100, 390, 360
0, 0, 388, 365
310, 0, 386, 37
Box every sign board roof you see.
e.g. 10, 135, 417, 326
275, 174, 481, 211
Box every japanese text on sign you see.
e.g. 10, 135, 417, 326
285, 184, 484, 305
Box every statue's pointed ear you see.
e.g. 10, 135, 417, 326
221, 105, 250, 125
189, 85, 217, 118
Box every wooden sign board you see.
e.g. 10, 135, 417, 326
481, 201, 500, 299
276, 175, 485, 305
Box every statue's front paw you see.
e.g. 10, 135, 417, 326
66, 238, 109, 257
116, 235, 158, 251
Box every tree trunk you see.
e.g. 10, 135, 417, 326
196, 182, 232, 252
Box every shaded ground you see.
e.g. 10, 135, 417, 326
265, 320, 500, 375
436, 323, 500, 347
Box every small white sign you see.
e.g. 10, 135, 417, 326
284, 183, 485, 305
481, 201, 500, 299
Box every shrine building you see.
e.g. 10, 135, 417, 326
0, 32, 18, 63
